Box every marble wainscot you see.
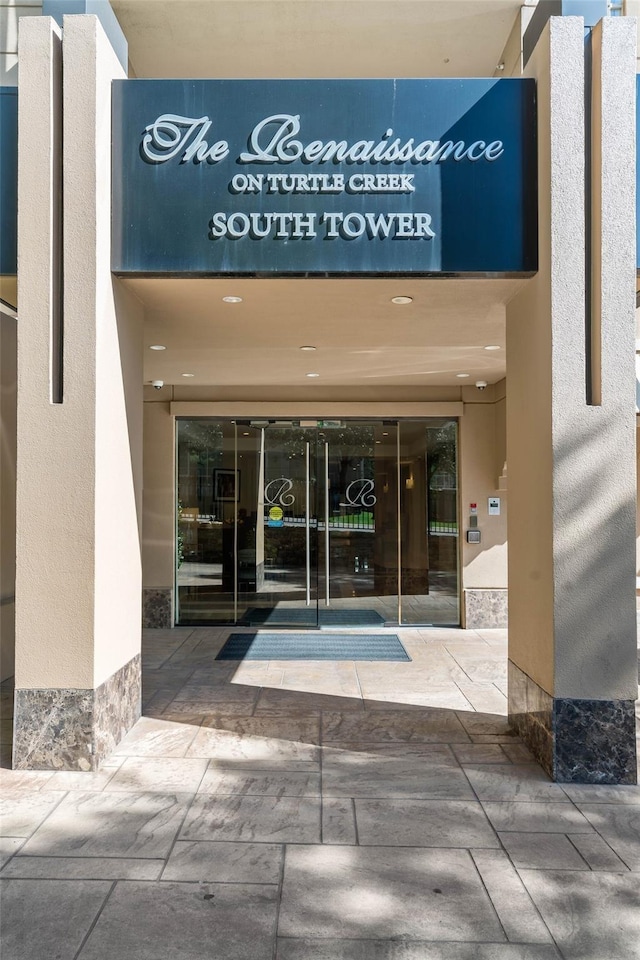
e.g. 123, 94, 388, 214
508, 661, 637, 784
143, 587, 173, 628
464, 589, 508, 629
12, 654, 141, 771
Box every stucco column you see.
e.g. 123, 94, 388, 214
506, 16, 637, 783
13, 15, 143, 770
142, 396, 176, 628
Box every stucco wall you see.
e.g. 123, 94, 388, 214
0, 310, 16, 680
15, 15, 142, 690
142, 399, 175, 593
507, 17, 637, 701
460, 381, 508, 592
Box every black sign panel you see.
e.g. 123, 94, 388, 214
112, 79, 537, 276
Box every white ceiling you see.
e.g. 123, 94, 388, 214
111, 0, 528, 80
127, 277, 526, 388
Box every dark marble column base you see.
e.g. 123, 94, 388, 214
12, 653, 141, 771
508, 660, 637, 784
142, 587, 173, 628
464, 589, 508, 629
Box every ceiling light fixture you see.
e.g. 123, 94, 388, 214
391, 296, 413, 305
222, 296, 243, 303
149, 344, 166, 351
299, 345, 317, 351
456, 373, 471, 378
181, 373, 195, 378
306, 372, 320, 378
484, 345, 501, 351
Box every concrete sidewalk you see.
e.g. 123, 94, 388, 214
1, 625, 639, 959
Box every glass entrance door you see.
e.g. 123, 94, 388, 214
176, 417, 459, 626
319, 422, 399, 626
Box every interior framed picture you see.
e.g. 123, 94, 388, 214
213, 468, 240, 502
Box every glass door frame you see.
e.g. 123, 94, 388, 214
175, 416, 460, 627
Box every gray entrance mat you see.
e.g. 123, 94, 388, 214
216, 633, 411, 661
244, 608, 385, 627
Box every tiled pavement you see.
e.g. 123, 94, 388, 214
1, 625, 639, 960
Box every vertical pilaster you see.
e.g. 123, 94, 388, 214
507, 16, 637, 783
13, 15, 143, 770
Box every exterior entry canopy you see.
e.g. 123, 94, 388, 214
112, 78, 538, 277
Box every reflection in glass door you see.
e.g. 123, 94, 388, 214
176, 418, 458, 626
319, 423, 398, 625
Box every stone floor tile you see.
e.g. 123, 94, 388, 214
463, 765, 569, 802
162, 840, 283, 883
201, 714, 321, 743
180, 794, 321, 843
254, 688, 364, 714
560, 783, 640, 804
501, 743, 536, 764
474, 629, 509, 644
0, 878, 112, 960
322, 744, 474, 800
481, 802, 595, 834
78, 880, 278, 960
113, 717, 201, 757
0, 791, 65, 838
158, 705, 210, 722
361, 688, 474, 711
470, 849, 552, 943
470, 735, 525, 744
0, 769, 55, 794
451, 744, 510, 764
45, 768, 119, 792
567, 832, 630, 871
451, 660, 508, 684
197, 765, 321, 797
20, 791, 191, 858
322, 797, 357, 844
354, 798, 499, 848
577, 804, 640, 870
520, 869, 640, 960
455, 683, 507, 714
322, 710, 471, 744
104, 756, 208, 793
455, 714, 512, 737
278, 845, 505, 941
173, 684, 259, 706
0, 837, 24, 869
279, 665, 361, 699
2, 856, 164, 879
186, 725, 320, 767
276, 942, 562, 960
498, 832, 588, 871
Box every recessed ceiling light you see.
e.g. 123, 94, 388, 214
456, 373, 471, 378
391, 296, 413, 305
382, 432, 389, 436
222, 296, 242, 303
484, 345, 501, 351
149, 344, 166, 351
306, 372, 320, 378
181, 373, 195, 378
299, 345, 317, 351
242, 432, 250, 436
375, 440, 381, 444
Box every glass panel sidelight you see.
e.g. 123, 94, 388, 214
399, 419, 459, 625
176, 417, 459, 626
